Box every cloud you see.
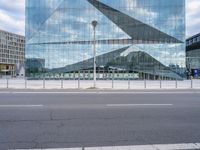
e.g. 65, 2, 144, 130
186, 0, 200, 37
0, 0, 199, 37
0, 0, 25, 35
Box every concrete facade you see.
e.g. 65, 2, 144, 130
0, 29, 25, 77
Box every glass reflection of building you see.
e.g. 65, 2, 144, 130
26, 0, 185, 80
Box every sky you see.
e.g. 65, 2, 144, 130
0, 0, 199, 38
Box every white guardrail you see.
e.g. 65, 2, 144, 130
0, 79, 200, 89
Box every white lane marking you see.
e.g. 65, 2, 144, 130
12, 143, 200, 150
0, 105, 44, 108
86, 145, 156, 150
13, 148, 81, 150
106, 104, 173, 107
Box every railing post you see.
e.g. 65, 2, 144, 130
112, 70, 114, 89
160, 79, 162, 89
61, 78, 63, 89
78, 71, 80, 89
43, 78, 45, 89
25, 78, 27, 89
7, 78, 9, 89
128, 75, 130, 89
191, 79, 193, 89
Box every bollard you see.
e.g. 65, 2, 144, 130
144, 79, 146, 89
175, 80, 178, 89
128, 77, 130, 89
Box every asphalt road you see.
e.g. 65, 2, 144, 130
0, 90, 200, 149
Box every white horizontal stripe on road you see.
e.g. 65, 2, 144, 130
106, 104, 173, 107
14, 148, 80, 150
0, 105, 44, 108
13, 143, 200, 150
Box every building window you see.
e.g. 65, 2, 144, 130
197, 36, 200, 42
193, 37, 197, 43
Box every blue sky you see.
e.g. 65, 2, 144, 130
0, 0, 199, 37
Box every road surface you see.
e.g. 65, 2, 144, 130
0, 90, 200, 149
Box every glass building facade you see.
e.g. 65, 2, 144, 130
26, 0, 185, 80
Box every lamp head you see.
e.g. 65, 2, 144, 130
92, 20, 98, 28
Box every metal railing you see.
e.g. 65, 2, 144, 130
0, 78, 200, 89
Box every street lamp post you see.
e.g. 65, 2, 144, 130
92, 20, 98, 88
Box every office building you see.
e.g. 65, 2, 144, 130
186, 33, 200, 78
26, 0, 185, 80
0, 29, 25, 77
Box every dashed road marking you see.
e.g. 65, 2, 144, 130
0, 105, 44, 108
106, 104, 173, 107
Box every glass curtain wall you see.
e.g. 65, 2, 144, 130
25, 0, 185, 80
